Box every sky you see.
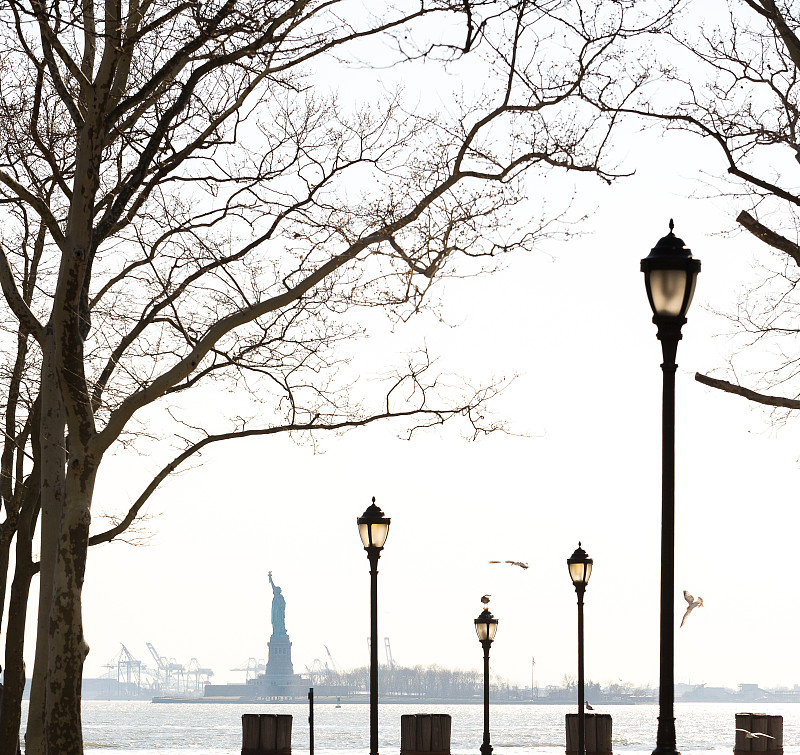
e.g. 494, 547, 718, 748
13, 4, 800, 695
63, 124, 800, 694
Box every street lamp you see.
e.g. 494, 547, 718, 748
474, 604, 498, 755
358, 497, 390, 755
568, 543, 593, 755
641, 220, 700, 755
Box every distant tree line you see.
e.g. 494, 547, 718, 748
320, 664, 654, 702
324, 664, 524, 700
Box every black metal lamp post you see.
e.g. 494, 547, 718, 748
641, 220, 700, 755
358, 497, 391, 755
474, 605, 498, 755
567, 543, 593, 755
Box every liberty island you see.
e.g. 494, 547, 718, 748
199, 573, 350, 701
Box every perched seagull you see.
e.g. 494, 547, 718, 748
585, 702, 594, 711
480, 594, 491, 607
680, 590, 704, 627
488, 560, 529, 570
736, 729, 775, 740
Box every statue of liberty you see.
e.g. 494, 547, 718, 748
268, 571, 287, 637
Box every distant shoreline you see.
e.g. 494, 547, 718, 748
150, 696, 800, 705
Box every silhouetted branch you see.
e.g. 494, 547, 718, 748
695, 372, 800, 410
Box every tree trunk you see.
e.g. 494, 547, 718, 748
0, 537, 11, 641
0, 448, 41, 755
39, 98, 103, 750
0, 538, 35, 755
26, 343, 64, 755
43, 464, 95, 755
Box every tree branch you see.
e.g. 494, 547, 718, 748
0, 171, 66, 251
695, 372, 800, 409
737, 210, 800, 267
89, 403, 483, 547
0, 247, 45, 344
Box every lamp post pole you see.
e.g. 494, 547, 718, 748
481, 638, 491, 755
656, 319, 678, 755
641, 221, 700, 755
568, 544, 593, 755
368, 546, 379, 755
358, 498, 391, 755
475, 605, 498, 755
577, 590, 585, 755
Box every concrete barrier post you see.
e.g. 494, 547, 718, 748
734, 713, 783, 755
400, 714, 452, 755
565, 713, 612, 755
242, 713, 292, 755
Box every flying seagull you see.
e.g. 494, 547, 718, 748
736, 729, 775, 740
680, 590, 704, 627
488, 560, 529, 570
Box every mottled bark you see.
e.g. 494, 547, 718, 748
31, 61, 104, 747
26, 342, 65, 755
41, 269, 94, 754
44, 473, 94, 755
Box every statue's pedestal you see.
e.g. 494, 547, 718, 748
265, 635, 294, 681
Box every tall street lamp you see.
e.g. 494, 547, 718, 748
358, 497, 391, 755
474, 603, 498, 755
641, 220, 701, 755
567, 543, 593, 755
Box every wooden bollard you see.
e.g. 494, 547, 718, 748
242, 714, 292, 755
400, 714, 452, 755
734, 713, 783, 755
565, 713, 612, 755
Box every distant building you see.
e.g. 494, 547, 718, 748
679, 683, 737, 702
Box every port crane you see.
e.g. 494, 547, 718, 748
101, 644, 145, 697
118, 644, 142, 688
366, 637, 395, 668
147, 642, 185, 693
230, 658, 265, 682
324, 645, 339, 674
384, 638, 395, 669
185, 658, 214, 692
304, 645, 342, 684
101, 644, 213, 697
304, 658, 329, 685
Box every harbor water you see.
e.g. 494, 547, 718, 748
17, 701, 800, 754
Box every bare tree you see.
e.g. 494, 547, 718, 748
591, 1, 800, 416
0, 1, 651, 752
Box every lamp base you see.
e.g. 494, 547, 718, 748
653, 711, 679, 755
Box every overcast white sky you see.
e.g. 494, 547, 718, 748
12, 4, 800, 695
53, 121, 800, 693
